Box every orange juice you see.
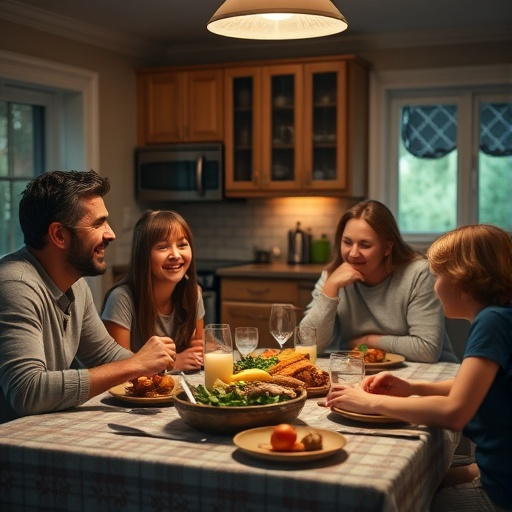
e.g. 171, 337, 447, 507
295, 344, 317, 364
204, 351, 234, 389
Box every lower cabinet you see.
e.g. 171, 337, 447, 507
220, 277, 315, 350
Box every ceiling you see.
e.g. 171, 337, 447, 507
2, 0, 512, 61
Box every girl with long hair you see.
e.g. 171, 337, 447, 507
102, 210, 204, 371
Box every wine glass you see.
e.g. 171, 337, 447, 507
269, 303, 296, 351
329, 351, 365, 388
235, 327, 259, 358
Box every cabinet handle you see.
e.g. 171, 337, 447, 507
246, 287, 271, 295
196, 154, 205, 197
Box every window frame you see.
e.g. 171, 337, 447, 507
369, 64, 512, 245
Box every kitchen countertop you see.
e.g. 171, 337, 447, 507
216, 262, 326, 280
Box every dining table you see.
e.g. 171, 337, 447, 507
0, 358, 461, 512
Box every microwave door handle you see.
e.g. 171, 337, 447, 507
196, 154, 205, 197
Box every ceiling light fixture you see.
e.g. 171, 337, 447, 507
207, 0, 348, 40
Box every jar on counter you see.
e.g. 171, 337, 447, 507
311, 234, 331, 264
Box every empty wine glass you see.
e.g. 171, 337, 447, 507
329, 351, 365, 388
269, 303, 296, 351
235, 327, 259, 358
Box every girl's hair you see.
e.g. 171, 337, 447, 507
327, 200, 421, 275
104, 210, 198, 351
427, 224, 512, 307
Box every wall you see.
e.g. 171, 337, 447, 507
1, 17, 510, 299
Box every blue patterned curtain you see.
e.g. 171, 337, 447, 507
402, 103, 512, 158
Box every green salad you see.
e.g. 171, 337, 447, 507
194, 381, 291, 407
233, 354, 278, 373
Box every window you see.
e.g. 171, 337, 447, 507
0, 98, 46, 254
0, 81, 55, 256
370, 66, 512, 243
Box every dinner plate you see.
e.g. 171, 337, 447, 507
331, 406, 404, 424
108, 383, 174, 404
306, 384, 330, 398
233, 426, 346, 462
364, 353, 405, 368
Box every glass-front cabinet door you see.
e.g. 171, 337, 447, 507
303, 61, 348, 190
224, 67, 263, 192
261, 64, 303, 190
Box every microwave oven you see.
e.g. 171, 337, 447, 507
135, 143, 223, 202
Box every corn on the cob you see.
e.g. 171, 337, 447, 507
268, 352, 307, 375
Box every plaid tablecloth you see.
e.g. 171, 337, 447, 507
0, 361, 460, 512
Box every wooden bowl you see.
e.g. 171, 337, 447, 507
173, 389, 307, 435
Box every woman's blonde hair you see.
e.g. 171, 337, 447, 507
427, 224, 512, 307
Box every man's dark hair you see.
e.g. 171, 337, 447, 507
19, 170, 111, 249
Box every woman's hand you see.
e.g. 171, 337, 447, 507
323, 262, 365, 297
175, 340, 204, 371
362, 373, 412, 397
134, 335, 177, 374
324, 385, 377, 414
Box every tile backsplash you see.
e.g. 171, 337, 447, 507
115, 197, 356, 264
177, 196, 355, 262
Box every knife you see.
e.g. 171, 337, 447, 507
108, 423, 207, 442
336, 427, 424, 439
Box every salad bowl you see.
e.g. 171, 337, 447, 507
173, 389, 307, 435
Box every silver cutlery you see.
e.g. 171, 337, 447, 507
108, 423, 207, 442
180, 372, 197, 404
336, 427, 426, 439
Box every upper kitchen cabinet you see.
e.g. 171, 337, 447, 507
224, 55, 369, 198
137, 68, 224, 145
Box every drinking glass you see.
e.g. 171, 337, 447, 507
204, 324, 233, 389
294, 325, 317, 363
235, 327, 259, 358
329, 351, 365, 388
269, 303, 296, 351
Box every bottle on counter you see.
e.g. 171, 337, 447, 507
288, 222, 311, 264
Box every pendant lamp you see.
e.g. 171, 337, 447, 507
207, 0, 348, 40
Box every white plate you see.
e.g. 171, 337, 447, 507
233, 426, 346, 462
364, 353, 405, 368
108, 383, 174, 404
331, 407, 405, 424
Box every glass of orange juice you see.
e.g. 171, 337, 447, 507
294, 325, 317, 364
204, 324, 233, 389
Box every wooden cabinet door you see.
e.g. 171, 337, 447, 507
224, 67, 263, 192
137, 71, 184, 144
185, 69, 224, 142
137, 69, 223, 145
261, 64, 304, 191
222, 301, 299, 350
303, 61, 349, 191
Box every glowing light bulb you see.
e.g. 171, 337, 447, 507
260, 13, 294, 21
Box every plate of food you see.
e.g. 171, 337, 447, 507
233, 425, 347, 462
108, 374, 175, 404
351, 346, 405, 368
364, 353, 405, 368
331, 406, 405, 424
306, 384, 330, 398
